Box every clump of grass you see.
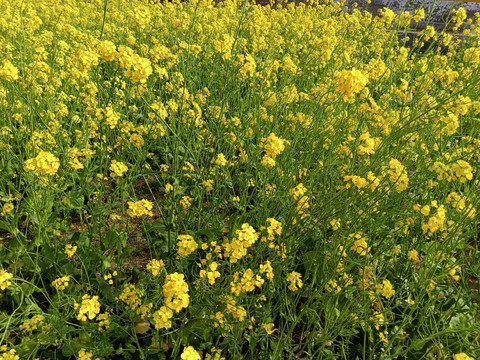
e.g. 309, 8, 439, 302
0, 0, 479, 359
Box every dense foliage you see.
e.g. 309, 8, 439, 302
0, 0, 479, 358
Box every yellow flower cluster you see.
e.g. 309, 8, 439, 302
0, 349, 19, 360
265, 218, 282, 241
334, 68, 369, 102
223, 223, 259, 263
153, 305, 174, 329
146, 259, 165, 277
110, 160, 128, 178
97, 312, 110, 332
24, 151, 60, 176
446, 192, 476, 219
65, 244, 77, 259
19, 314, 45, 334
387, 159, 409, 193
163, 272, 189, 313
177, 235, 198, 257
127, 199, 154, 217
377, 280, 395, 299
0, 270, 13, 291
181, 346, 201, 360
429, 160, 473, 184
117, 284, 145, 312
421, 205, 447, 235
180, 196, 192, 210
259, 260, 274, 281
224, 296, 247, 321
200, 261, 221, 285
0, 59, 19, 82
286, 271, 303, 291
451, 160, 474, 183
76, 294, 101, 322
77, 349, 100, 360
230, 269, 264, 296
259, 133, 288, 167
349, 232, 370, 256
1, 203, 14, 216
52, 276, 70, 290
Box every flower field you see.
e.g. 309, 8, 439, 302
0, 0, 479, 358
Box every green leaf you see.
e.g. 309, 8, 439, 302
104, 229, 127, 249
96, 276, 115, 302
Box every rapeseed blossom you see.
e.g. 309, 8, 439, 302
0, 270, 13, 290
334, 68, 369, 102
0, 60, 19, 81
453, 353, 475, 360
181, 346, 201, 360
163, 273, 189, 313
110, 160, 128, 177
127, 199, 154, 217
75, 294, 101, 321
65, 244, 77, 259
77, 349, 100, 360
146, 259, 165, 277
177, 235, 198, 256
378, 280, 395, 299
287, 271, 303, 291
24, 151, 60, 176
0, 349, 19, 360
52, 276, 70, 290
19, 315, 45, 333
153, 306, 174, 329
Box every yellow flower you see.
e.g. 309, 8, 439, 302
334, 68, 369, 102
77, 348, 100, 360
52, 276, 70, 290
378, 280, 395, 299
180, 196, 192, 210
153, 306, 173, 329
451, 160, 473, 183
262, 323, 275, 335
0, 60, 19, 82
0, 349, 19, 360
65, 244, 77, 259
0, 270, 13, 291
19, 315, 45, 334
260, 260, 274, 281
146, 259, 165, 277
76, 294, 101, 322
202, 180, 214, 191
127, 199, 154, 217
177, 235, 198, 257
24, 151, 60, 176
163, 273, 189, 313
214, 153, 228, 166
109, 160, 128, 177
407, 249, 419, 261
1, 203, 14, 216
259, 133, 288, 159
287, 271, 303, 291
453, 353, 475, 360
181, 346, 201, 360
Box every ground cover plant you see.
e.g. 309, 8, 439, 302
0, 0, 480, 358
